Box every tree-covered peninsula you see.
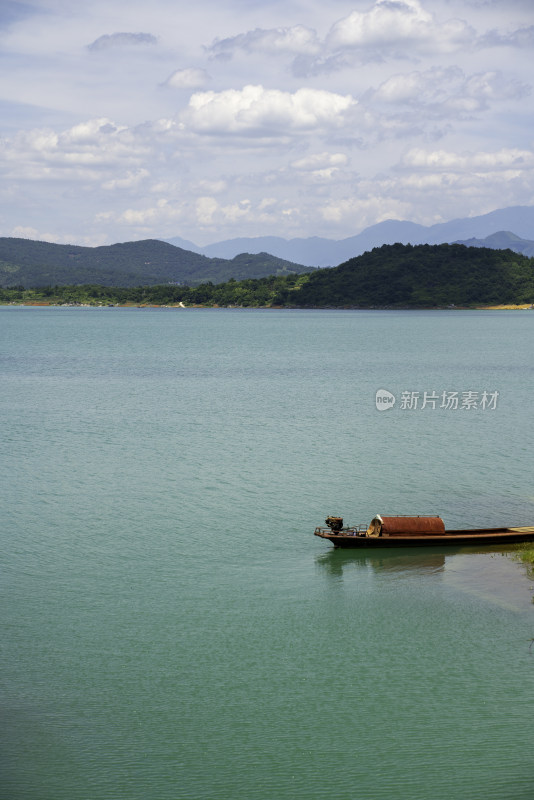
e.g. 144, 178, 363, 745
2, 243, 534, 308
288, 242, 534, 307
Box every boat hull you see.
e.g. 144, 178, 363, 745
314, 527, 534, 548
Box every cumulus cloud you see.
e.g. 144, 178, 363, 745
373, 146, 534, 225
313, 155, 534, 232
11, 225, 40, 239
290, 152, 348, 170
3, 1, 534, 244
373, 66, 463, 104
371, 67, 530, 114
326, 0, 474, 55
208, 25, 321, 59
399, 146, 534, 172
181, 85, 356, 136
164, 68, 211, 89
0, 118, 150, 181
9, 225, 99, 245
286, 152, 350, 183
116, 195, 275, 232
319, 193, 413, 227
478, 25, 534, 48
460, 71, 531, 104
101, 168, 150, 190
87, 32, 158, 52
203, 2, 488, 77
291, 52, 349, 78
117, 197, 186, 227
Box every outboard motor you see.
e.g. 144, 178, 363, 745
325, 516, 343, 532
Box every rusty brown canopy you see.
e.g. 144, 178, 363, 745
367, 515, 446, 536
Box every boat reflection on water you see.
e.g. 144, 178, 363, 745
315, 547, 447, 578
315, 543, 523, 580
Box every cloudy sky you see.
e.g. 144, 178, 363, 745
1, 0, 533, 245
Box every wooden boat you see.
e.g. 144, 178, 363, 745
314, 514, 534, 548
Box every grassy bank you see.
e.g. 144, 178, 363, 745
514, 544, 534, 574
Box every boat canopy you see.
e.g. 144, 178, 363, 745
367, 515, 445, 537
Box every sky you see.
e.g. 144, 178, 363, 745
1, 0, 533, 246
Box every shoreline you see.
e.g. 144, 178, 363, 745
2, 301, 534, 311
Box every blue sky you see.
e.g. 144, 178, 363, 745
1, 0, 533, 245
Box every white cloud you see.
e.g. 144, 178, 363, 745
208, 25, 321, 59
371, 67, 530, 114
101, 168, 150, 190
87, 32, 158, 52
164, 68, 211, 89
326, 0, 474, 55
114, 193, 282, 234
193, 179, 228, 194
478, 25, 534, 48
2, 0, 534, 244
461, 71, 530, 104
291, 52, 348, 78
288, 151, 349, 181
400, 146, 534, 171
320, 194, 413, 226
194, 196, 258, 226
0, 118, 150, 182
11, 225, 40, 239
290, 152, 348, 170
373, 67, 462, 104
195, 197, 219, 225
310, 158, 534, 232
182, 85, 356, 135
10, 225, 107, 246
201, 1, 487, 77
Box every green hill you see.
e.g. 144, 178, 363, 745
2, 242, 534, 308
290, 243, 534, 307
0, 237, 314, 288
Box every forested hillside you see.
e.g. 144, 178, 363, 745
292, 243, 534, 307
2, 243, 533, 308
0, 237, 314, 288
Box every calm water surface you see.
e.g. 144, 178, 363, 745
1, 307, 533, 799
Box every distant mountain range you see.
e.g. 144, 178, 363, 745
454, 231, 534, 258
0, 238, 313, 288
2, 205, 534, 289
166, 205, 534, 267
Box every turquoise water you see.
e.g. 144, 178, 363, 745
1, 307, 533, 799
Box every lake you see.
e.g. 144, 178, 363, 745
1, 306, 533, 799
